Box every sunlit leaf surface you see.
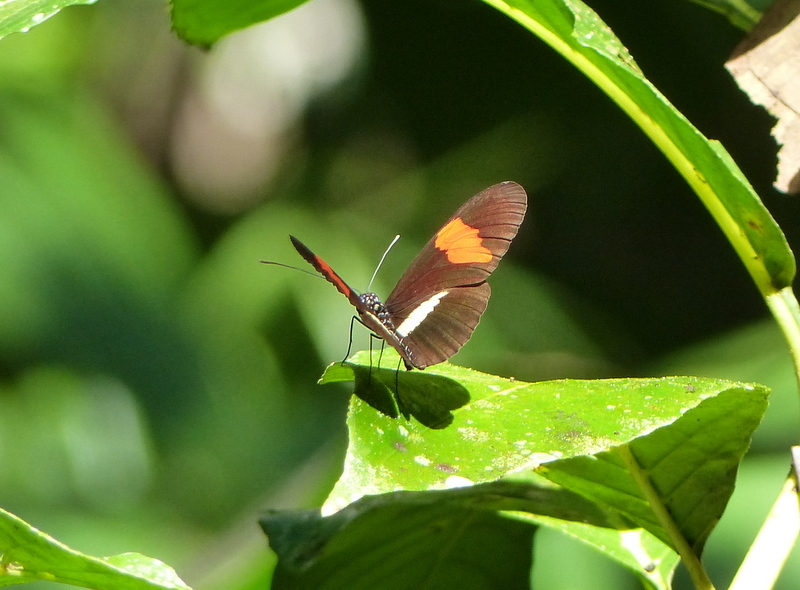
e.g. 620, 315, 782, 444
321, 351, 767, 519
0, 0, 97, 40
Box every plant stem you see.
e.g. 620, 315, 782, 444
729, 460, 800, 590
765, 288, 800, 402
616, 444, 715, 590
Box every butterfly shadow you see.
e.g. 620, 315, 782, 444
350, 363, 471, 430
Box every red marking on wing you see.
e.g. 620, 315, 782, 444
434, 218, 492, 263
315, 256, 352, 297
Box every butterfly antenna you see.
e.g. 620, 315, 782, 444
367, 234, 400, 292
260, 260, 325, 281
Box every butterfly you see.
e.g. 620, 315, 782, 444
290, 181, 527, 370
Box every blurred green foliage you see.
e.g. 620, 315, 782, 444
0, 0, 798, 589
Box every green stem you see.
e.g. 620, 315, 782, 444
765, 288, 800, 403
616, 444, 715, 590
729, 462, 800, 590
483, 0, 782, 296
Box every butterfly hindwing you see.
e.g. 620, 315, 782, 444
393, 283, 492, 368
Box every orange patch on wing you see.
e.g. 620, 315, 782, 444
434, 218, 492, 264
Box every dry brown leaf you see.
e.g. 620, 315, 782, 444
726, 0, 800, 194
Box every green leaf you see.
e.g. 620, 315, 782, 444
170, 0, 311, 46
320, 352, 768, 513
482, 0, 794, 294
0, 506, 189, 589
262, 480, 677, 590
262, 484, 539, 590
539, 379, 769, 554
685, 0, 763, 30
317, 357, 766, 586
0, 0, 97, 40
524, 514, 679, 590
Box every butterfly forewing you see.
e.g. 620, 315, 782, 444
386, 182, 526, 308
385, 181, 527, 368
289, 235, 363, 309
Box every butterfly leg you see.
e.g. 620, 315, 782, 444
367, 333, 385, 386
376, 338, 386, 368
342, 315, 360, 364
394, 356, 403, 416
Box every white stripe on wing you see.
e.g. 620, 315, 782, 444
396, 291, 449, 337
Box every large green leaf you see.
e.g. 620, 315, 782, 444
321, 352, 767, 513
0, 0, 97, 40
262, 481, 609, 590
0, 507, 189, 589
482, 0, 794, 295
262, 479, 678, 590
263, 487, 534, 590
317, 353, 766, 581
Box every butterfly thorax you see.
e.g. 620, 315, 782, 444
357, 292, 416, 369
358, 292, 394, 328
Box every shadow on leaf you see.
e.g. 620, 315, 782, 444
350, 363, 470, 429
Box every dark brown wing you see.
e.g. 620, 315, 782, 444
385, 182, 527, 368
394, 283, 492, 368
